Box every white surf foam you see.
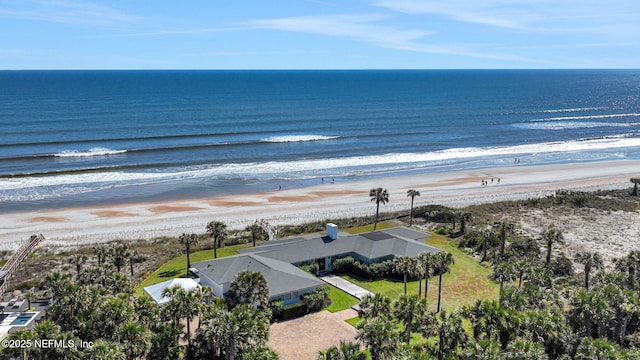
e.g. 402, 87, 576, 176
262, 135, 340, 143
514, 121, 640, 130
541, 107, 608, 113
3, 136, 640, 199
54, 147, 127, 158
529, 113, 640, 122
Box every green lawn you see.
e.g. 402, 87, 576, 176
340, 233, 499, 312
344, 221, 396, 234
135, 243, 252, 294
325, 286, 359, 313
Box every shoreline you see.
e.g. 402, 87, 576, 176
1, 159, 638, 251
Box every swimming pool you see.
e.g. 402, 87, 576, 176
10, 313, 35, 326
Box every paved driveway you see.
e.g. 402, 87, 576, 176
268, 309, 359, 360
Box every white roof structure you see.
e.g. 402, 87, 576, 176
143, 278, 200, 305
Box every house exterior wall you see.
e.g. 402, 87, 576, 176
271, 285, 321, 306
198, 275, 224, 298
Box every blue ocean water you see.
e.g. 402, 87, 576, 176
1, 70, 640, 212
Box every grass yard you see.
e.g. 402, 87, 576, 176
344, 221, 396, 234
325, 286, 359, 313
135, 243, 252, 294
340, 233, 499, 312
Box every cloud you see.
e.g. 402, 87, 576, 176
0, 0, 140, 26
247, 14, 429, 47
245, 13, 535, 62
374, 0, 640, 36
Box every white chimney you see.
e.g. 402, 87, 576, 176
326, 223, 338, 240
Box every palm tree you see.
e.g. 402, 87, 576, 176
478, 229, 497, 263
317, 340, 365, 360
178, 232, 199, 271
24, 291, 35, 310
435, 310, 468, 357
44, 272, 71, 298
513, 259, 529, 288
84, 340, 126, 360
369, 187, 389, 231
575, 337, 622, 360
613, 250, 640, 289
576, 251, 603, 289
504, 338, 549, 360
127, 250, 146, 277
493, 221, 514, 257
406, 189, 420, 226
229, 270, 270, 309
94, 245, 107, 266
418, 252, 435, 299
70, 254, 87, 277
195, 303, 270, 360
434, 251, 455, 312
541, 227, 564, 268
356, 316, 400, 360
393, 256, 415, 295
178, 287, 204, 345
110, 244, 130, 272
245, 221, 264, 247
206, 220, 228, 259
147, 323, 183, 360
630, 177, 640, 196
162, 285, 184, 328
493, 261, 516, 306
120, 321, 151, 360
570, 288, 611, 338
393, 294, 428, 343
358, 293, 391, 319
458, 211, 472, 235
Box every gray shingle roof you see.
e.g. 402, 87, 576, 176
193, 227, 439, 299
192, 254, 325, 297
239, 226, 439, 263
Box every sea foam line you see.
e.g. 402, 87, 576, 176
262, 135, 340, 143
513, 121, 640, 130
541, 107, 608, 113
54, 147, 127, 158
3, 136, 640, 193
529, 113, 640, 122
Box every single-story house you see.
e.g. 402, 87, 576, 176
192, 225, 439, 305
193, 253, 325, 305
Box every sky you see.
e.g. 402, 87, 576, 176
1, 0, 639, 70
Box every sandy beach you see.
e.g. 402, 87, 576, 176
1, 160, 638, 253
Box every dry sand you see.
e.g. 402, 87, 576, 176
1, 160, 639, 259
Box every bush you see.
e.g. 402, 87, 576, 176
299, 262, 320, 277
550, 254, 574, 277
301, 286, 330, 312
331, 256, 394, 279
277, 303, 308, 321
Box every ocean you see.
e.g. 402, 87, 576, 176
1, 69, 640, 212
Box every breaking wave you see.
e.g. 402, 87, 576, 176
54, 147, 127, 158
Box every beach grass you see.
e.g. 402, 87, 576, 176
135, 243, 252, 294
340, 233, 499, 312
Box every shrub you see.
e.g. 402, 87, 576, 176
299, 262, 320, 277
550, 254, 574, 277
331, 256, 394, 279
301, 286, 330, 312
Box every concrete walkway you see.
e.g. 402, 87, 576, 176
320, 274, 374, 300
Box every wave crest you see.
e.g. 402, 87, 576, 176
262, 135, 339, 143
54, 147, 127, 158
